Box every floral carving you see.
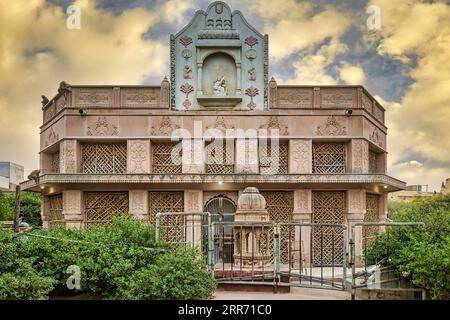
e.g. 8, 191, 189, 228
179, 35, 193, 47
245, 86, 259, 110
258, 116, 289, 135
316, 116, 347, 136
78, 92, 109, 105
87, 117, 118, 136
61, 140, 76, 173
206, 116, 235, 133
279, 89, 313, 108
151, 116, 180, 135
369, 128, 383, 147
180, 83, 194, 109
291, 140, 311, 173
45, 127, 59, 147
321, 90, 354, 108
245, 36, 258, 47
129, 141, 148, 173
131, 191, 146, 215
125, 91, 156, 104
352, 140, 369, 173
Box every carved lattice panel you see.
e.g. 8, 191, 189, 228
84, 192, 129, 227
259, 143, 288, 174
51, 152, 60, 173
364, 194, 380, 246
48, 194, 63, 228
261, 191, 294, 264
312, 143, 346, 174
81, 143, 127, 174
152, 143, 182, 174
149, 192, 185, 244
369, 151, 377, 173
205, 140, 234, 174
312, 191, 345, 265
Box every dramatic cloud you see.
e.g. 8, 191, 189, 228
0, 0, 190, 174
371, 0, 450, 190
339, 62, 366, 85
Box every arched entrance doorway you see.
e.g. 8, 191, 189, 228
204, 195, 236, 263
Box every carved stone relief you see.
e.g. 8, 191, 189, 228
278, 88, 313, 108
289, 140, 312, 174
45, 127, 59, 147
352, 139, 369, 173
128, 140, 149, 173
87, 117, 118, 136
151, 116, 180, 135
258, 116, 288, 135
321, 89, 355, 109
316, 116, 347, 136
60, 140, 77, 174
205, 115, 235, 133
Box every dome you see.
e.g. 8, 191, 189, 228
237, 187, 266, 210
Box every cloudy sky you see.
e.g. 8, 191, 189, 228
0, 0, 449, 191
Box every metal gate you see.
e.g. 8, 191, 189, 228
278, 222, 347, 290
204, 196, 236, 264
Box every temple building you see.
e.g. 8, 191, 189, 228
21, 2, 405, 266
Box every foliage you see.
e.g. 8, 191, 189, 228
7, 192, 41, 226
0, 216, 216, 300
0, 229, 56, 299
114, 248, 216, 300
0, 193, 13, 221
367, 194, 450, 299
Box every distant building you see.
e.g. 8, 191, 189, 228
389, 184, 435, 202
441, 179, 450, 195
0, 162, 24, 193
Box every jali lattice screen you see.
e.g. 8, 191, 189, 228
81, 143, 127, 174
152, 143, 182, 174
51, 152, 60, 173
312, 143, 346, 174
260, 191, 294, 264
148, 192, 185, 244
363, 194, 380, 246
84, 192, 129, 227
312, 191, 345, 266
205, 140, 234, 174
259, 143, 288, 174
48, 194, 63, 228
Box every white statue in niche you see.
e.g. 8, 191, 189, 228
212, 76, 227, 96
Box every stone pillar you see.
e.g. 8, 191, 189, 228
40, 153, 52, 174
351, 139, 369, 173
41, 195, 50, 229
129, 190, 148, 220
235, 138, 258, 174
127, 139, 151, 174
182, 139, 205, 174
347, 190, 367, 266
289, 139, 312, 174
184, 190, 204, 246
293, 190, 312, 267
62, 190, 83, 229
60, 140, 80, 173
379, 193, 388, 222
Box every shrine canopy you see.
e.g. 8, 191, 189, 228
170, 1, 268, 111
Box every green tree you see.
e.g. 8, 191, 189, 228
368, 194, 450, 299
8, 192, 41, 226
0, 193, 13, 221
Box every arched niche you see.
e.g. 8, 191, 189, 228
202, 52, 237, 96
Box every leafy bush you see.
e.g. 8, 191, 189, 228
0, 229, 56, 299
115, 248, 216, 300
0, 216, 216, 300
0, 193, 13, 221
366, 194, 450, 299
